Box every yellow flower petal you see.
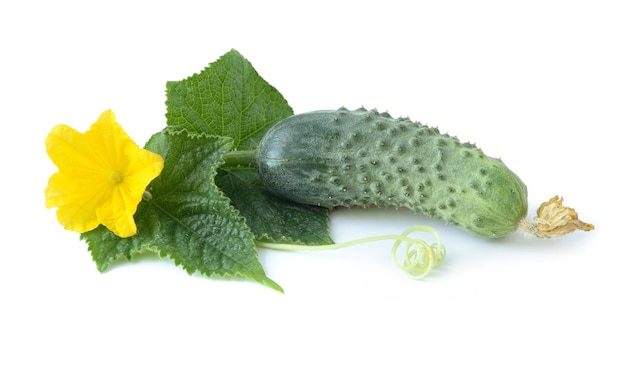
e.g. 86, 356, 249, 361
45, 110, 164, 237
97, 184, 138, 238
46, 171, 112, 233
46, 124, 109, 178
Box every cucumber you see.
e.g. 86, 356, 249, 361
255, 108, 528, 238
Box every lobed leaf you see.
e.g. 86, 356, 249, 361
165, 49, 293, 150
82, 129, 282, 292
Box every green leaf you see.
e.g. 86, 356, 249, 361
165, 49, 293, 150
165, 49, 332, 245
216, 168, 333, 245
81, 129, 282, 292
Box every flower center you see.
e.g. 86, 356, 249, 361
109, 171, 123, 185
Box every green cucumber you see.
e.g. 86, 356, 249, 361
255, 107, 528, 238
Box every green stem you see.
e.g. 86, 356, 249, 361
222, 150, 257, 168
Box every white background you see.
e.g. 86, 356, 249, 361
1, 1, 623, 389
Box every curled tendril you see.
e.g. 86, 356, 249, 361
256, 225, 446, 280
390, 226, 446, 279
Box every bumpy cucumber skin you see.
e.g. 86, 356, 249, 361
256, 108, 528, 238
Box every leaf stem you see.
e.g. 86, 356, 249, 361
222, 150, 257, 168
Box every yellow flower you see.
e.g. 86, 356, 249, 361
45, 110, 164, 238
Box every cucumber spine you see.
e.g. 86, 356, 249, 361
255, 107, 528, 238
